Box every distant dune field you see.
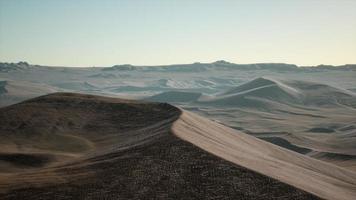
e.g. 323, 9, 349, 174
147, 77, 356, 171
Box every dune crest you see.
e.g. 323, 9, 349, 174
173, 110, 356, 200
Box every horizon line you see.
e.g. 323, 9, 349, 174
1, 60, 356, 68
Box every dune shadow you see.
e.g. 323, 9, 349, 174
0, 153, 51, 168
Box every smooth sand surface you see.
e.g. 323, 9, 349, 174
173, 110, 356, 200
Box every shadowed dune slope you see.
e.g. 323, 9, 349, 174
0, 93, 353, 199
0, 93, 178, 170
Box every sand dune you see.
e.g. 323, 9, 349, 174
147, 77, 356, 110
0, 93, 328, 199
173, 110, 356, 200
200, 77, 356, 108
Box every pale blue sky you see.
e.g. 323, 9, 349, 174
0, 0, 355, 67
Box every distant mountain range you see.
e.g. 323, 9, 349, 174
1, 60, 356, 72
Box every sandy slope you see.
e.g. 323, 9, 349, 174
173, 110, 356, 200
0, 93, 355, 199
0, 93, 321, 199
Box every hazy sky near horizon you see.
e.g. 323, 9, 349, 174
0, 0, 356, 67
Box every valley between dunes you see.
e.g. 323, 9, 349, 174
0, 93, 355, 199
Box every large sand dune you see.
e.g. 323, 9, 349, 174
0, 93, 355, 199
0, 93, 321, 199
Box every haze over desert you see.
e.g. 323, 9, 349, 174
1, 0, 356, 199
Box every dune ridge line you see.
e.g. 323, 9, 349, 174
172, 109, 356, 200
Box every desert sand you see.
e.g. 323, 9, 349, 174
173, 110, 356, 200
0, 93, 323, 199
0, 93, 355, 199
